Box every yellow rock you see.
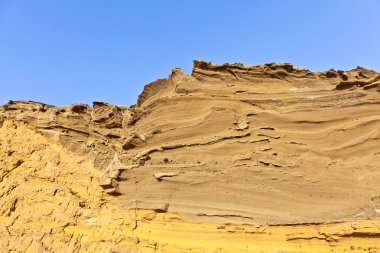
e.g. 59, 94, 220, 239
1, 61, 380, 252
1, 121, 380, 252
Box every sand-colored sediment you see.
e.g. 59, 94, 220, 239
1, 61, 380, 252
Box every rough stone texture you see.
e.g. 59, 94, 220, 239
1, 60, 380, 252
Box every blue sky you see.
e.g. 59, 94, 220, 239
0, 0, 379, 106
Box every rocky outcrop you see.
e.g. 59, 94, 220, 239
1, 60, 380, 252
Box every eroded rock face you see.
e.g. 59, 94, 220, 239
1, 60, 380, 252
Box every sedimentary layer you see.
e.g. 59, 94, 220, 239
1, 60, 380, 252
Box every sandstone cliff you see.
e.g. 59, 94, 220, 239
1, 60, 380, 252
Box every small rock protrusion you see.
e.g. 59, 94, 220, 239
99, 177, 118, 189
71, 104, 89, 113
338, 70, 348, 81
122, 133, 147, 150
325, 69, 338, 78
234, 118, 249, 131
233, 153, 252, 162
153, 172, 178, 181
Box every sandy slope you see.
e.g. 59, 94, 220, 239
1, 60, 380, 252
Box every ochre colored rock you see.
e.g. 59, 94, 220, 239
1, 61, 380, 252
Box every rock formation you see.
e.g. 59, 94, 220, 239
1, 60, 380, 252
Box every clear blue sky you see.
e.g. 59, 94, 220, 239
1, 0, 379, 106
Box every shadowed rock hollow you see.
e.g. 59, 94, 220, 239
1, 60, 380, 252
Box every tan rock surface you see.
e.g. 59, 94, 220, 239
1, 60, 380, 252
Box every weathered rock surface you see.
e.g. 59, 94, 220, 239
1, 60, 380, 252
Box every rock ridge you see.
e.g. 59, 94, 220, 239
1, 60, 380, 252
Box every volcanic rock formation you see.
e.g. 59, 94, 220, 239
1, 60, 380, 252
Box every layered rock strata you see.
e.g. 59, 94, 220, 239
1, 60, 380, 252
